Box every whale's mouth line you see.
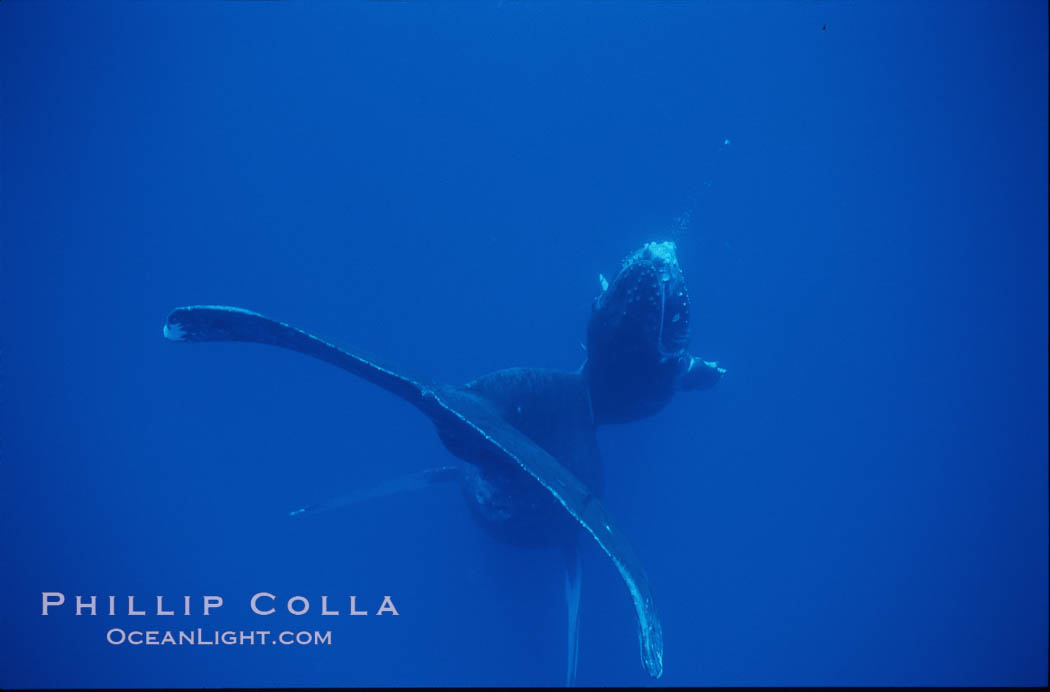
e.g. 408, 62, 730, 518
657, 279, 667, 355
610, 255, 687, 360
655, 278, 685, 361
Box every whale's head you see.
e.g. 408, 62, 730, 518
589, 241, 691, 362
584, 241, 692, 424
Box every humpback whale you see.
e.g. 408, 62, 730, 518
163, 240, 724, 683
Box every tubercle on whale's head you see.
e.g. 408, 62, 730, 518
587, 241, 691, 364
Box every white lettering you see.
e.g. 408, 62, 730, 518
128, 596, 145, 616
42, 592, 65, 615
377, 596, 399, 616
75, 595, 96, 616
287, 596, 309, 615
251, 592, 275, 615
156, 596, 174, 616
203, 595, 223, 615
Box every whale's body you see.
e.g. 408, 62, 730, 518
163, 241, 724, 682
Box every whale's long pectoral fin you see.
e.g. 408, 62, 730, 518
420, 386, 664, 679
164, 305, 431, 405
289, 465, 461, 519
163, 304, 663, 679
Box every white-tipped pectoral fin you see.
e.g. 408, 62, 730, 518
163, 321, 186, 341
289, 465, 460, 518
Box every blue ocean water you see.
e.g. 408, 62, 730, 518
1, 0, 1047, 687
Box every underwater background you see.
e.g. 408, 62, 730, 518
1, 0, 1047, 687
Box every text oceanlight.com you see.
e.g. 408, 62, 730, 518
106, 628, 332, 646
